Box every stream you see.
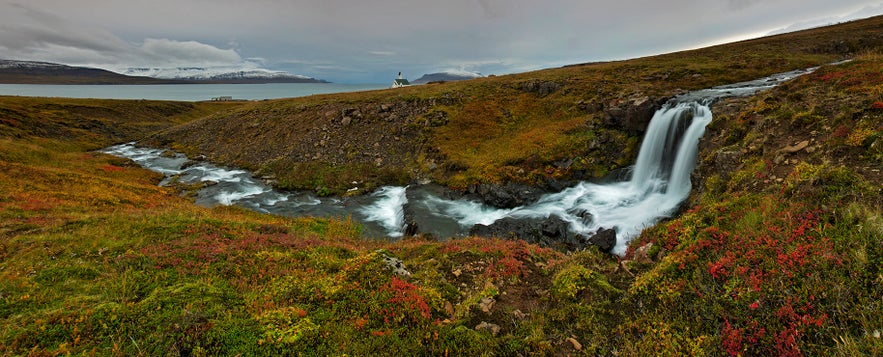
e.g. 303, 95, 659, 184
102, 66, 818, 255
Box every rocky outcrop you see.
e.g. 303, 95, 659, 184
520, 79, 562, 97
464, 183, 548, 209
603, 95, 665, 133
469, 216, 589, 251
469, 216, 620, 253
148, 93, 463, 194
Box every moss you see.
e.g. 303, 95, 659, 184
551, 263, 619, 301
4, 15, 883, 356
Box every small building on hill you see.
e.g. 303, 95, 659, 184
391, 72, 411, 88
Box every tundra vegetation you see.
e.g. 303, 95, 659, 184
1, 16, 882, 356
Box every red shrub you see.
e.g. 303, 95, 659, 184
100, 165, 125, 172
721, 320, 744, 356
381, 276, 431, 323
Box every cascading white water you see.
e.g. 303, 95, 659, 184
631, 102, 712, 198
424, 102, 712, 255
357, 186, 408, 237
103, 67, 819, 251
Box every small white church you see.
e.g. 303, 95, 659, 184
391, 72, 411, 88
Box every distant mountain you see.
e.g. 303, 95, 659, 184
412, 71, 483, 84
0, 59, 329, 84
0, 60, 175, 84
121, 67, 329, 84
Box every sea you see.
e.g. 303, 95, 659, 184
0, 83, 388, 102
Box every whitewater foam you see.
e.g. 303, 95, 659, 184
358, 186, 409, 237
100, 66, 819, 251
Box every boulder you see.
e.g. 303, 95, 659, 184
478, 297, 495, 313
633, 243, 655, 264
587, 227, 617, 253
521, 79, 562, 97
466, 183, 547, 209
603, 95, 663, 133
779, 140, 809, 154
475, 321, 501, 336
469, 215, 589, 250
381, 253, 411, 277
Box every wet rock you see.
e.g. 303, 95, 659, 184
603, 95, 663, 133
570, 209, 593, 224
180, 160, 200, 170
401, 200, 421, 237
475, 321, 501, 336
466, 183, 547, 209
469, 216, 589, 250
588, 227, 617, 253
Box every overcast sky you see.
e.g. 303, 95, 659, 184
1, 1, 882, 83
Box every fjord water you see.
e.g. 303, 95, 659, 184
0, 83, 386, 101
102, 67, 816, 254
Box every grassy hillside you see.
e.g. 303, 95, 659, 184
150, 15, 883, 195
620, 51, 882, 355
1, 16, 882, 356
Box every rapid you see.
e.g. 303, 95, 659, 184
102, 67, 817, 255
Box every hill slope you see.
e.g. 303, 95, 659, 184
0, 15, 881, 356
149, 15, 883, 196
412, 71, 484, 84
0, 60, 183, 84
121, 66, 329, 83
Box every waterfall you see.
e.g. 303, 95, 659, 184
630, 101, 712, 199
358, 186, 408, 238
104, 67, 818, 253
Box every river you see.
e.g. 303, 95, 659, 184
101, 67, 818, 255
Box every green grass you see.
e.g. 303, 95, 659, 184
146, 16, 883, 194
1, 16, 882, 356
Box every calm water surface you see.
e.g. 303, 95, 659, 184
0, 83, 388, 101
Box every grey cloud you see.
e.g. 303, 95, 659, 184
136, 39, 242, 66
728, 0, 772, 10
0, 3, 129, 55
0, 2, 251, 70
1, 0, 882, 83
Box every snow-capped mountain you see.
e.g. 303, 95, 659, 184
412, 70, 484, 84
0, 59, 328, 84
120, 67, 327, 83
0, 59, 168, 84
0, 59, 69, 70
